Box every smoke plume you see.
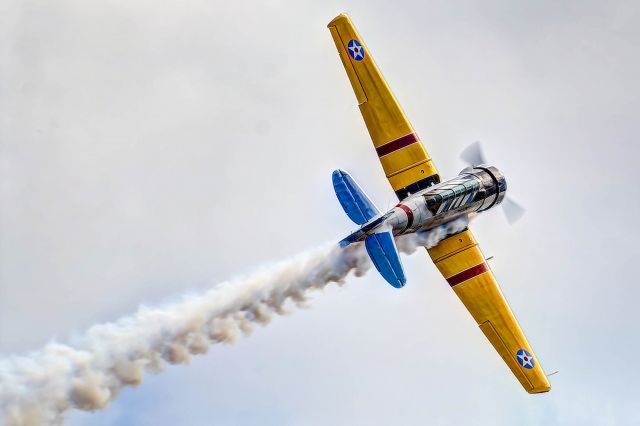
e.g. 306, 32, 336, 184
0, 217, 468, 425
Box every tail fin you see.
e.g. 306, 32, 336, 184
365, 230, 406, 288
332, 170, 379, 225
332, 169, 407, 288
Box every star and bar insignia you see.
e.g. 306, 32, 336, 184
347, 39, 365, 61
516, 348, 535, 369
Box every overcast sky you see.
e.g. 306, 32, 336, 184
2, 0, 640, 425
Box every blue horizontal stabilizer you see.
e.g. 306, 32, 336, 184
364, 231, 406, 288
332, 169, 379, 225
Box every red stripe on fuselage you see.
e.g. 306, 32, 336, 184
396, 204, 414, 230
376, 133, 419, 157
446, 263, 489, 287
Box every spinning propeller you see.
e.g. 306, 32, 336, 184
461, 141, 526, 225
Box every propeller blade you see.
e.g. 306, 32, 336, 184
461, 141, 525, 224
502, 197, 526, 225
460, 141, 486, 166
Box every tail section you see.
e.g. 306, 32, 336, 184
332, 169, 407, 288
332, 169, 379, 225
365, 231, 406, 288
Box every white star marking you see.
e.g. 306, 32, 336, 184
348, 42, 364, 60
517, 351, 534, 368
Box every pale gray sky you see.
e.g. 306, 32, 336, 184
2, 0, 639, 425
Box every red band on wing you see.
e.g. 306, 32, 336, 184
396, 204, 414, 229
446, 263, 489, 287
376, 133, 419, 157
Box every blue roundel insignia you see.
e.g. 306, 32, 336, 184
516, 349, 535, 369
347, 39, 365, 61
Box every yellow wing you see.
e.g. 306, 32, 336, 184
328, 14, 440, 200
428, 230, 551, 393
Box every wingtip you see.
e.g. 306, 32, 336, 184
527, 385, 551, 394
327, 13, 350, 28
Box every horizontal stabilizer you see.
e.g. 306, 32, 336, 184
365, 231, 406, 288
332, 170, 379, 225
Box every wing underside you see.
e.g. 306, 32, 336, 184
427, 229, 551, 393
328, 14, 440, 199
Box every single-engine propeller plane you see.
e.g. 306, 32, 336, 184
328, 14, 551, 393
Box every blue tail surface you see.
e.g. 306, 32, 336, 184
364, 231, 407, 288
332, 169, 407, 288
332, 169, 379, 225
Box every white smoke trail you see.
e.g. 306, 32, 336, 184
0, 217, 468, 426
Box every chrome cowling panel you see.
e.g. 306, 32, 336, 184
465, 165, 507, 213
399, 165, 507, 232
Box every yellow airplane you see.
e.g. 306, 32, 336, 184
328, 14, 551, 394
